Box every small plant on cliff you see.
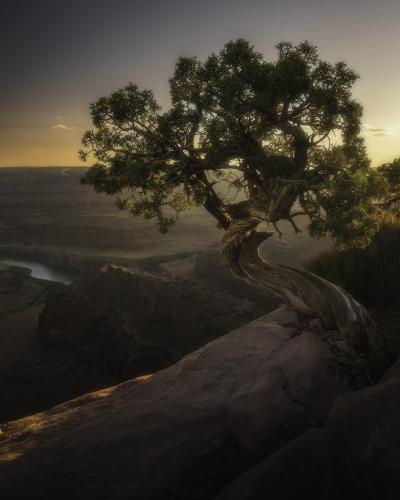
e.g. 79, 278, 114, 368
80, 40, 399, 378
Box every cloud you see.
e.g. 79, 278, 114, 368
51, 123, 75, 130
363, 123, 390, 137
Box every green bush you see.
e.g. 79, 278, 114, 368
305, 214, 400, 306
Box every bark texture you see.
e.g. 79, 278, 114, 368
222, 215, 389, 380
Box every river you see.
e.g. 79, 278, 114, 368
0, 258, 76, 285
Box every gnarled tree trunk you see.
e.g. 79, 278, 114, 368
222, 215, 389, 381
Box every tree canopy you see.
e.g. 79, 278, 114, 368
80, 39, 390, 247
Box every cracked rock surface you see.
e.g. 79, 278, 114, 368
0, 304, 351, 500
215, 357, 400, 500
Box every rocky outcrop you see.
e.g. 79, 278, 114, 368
1, 263, 397, 499
325, 358, 400, 499
0, 305, 354, 500
0, 264, 277, 424
37, 265, 275, 385
215, 355, 400, 500
0, 265, 78, 424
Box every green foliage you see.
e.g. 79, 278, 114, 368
378, 158, 400, 191
377, 158, 400, 215
305, 158, 387, 247
80, 39, 397, 247
305, 214, 400, 305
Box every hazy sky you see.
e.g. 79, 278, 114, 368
1, 0, 400, 166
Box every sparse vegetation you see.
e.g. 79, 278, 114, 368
305, 213, 400, 306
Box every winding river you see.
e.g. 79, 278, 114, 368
0, 258, 77, 285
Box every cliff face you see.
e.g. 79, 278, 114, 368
0, 265, 75, 424
37, 265, 277, 385
0, 264, 278, 424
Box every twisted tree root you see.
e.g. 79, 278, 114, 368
222, 216, 389, 381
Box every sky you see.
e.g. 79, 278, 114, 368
1, 0, 400, 167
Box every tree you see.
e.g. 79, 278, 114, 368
80, 40, 392, 378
